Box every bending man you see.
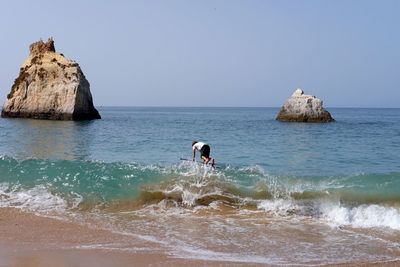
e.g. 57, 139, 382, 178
192, 141, 214, 166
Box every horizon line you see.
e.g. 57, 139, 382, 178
95, 105, 400, 109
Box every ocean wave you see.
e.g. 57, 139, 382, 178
257, 197, 400, 230
0, 183, 70, 213
321, 203, 400, 230
1, 155, 400, 230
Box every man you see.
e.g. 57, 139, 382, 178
192, 141, 214, 166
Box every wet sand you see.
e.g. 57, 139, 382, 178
0, 208, 262, 266
0, 207, 399, 267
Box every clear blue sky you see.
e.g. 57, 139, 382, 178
0, 0, 399, 107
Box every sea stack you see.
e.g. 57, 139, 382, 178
1, 38, 101, 120
276, 88, 334, 122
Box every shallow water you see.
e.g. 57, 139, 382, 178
0, 107, 399, 264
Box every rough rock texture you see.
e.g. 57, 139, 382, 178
1, 38, 101, 120
276, 88, 334, 122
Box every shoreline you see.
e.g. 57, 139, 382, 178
0, 207, 399, 267
0, 208, 263, 266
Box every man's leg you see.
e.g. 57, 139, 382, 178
202, 156, 210, 164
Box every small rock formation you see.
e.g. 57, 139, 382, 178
276, 88, 334, 122
1, 38, 101, 120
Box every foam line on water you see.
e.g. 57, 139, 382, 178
0, 183, 77, 213
320, 203, 400, 230
257, 198, 400, 230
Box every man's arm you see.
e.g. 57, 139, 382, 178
192, 148, 196, 161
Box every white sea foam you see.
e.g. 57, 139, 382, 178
170, 244, 278, 265
181, 189, 199, 206
321, 203, 400, 230
0, 183, 69, 213
257, 197, 400, 230
257, 199, 300, 216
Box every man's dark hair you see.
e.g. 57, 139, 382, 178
192, 141, 198, 146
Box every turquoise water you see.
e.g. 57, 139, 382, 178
1, 107, 400, 264
1, 107, 399, 174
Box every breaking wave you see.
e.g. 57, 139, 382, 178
0, 155, 400, 230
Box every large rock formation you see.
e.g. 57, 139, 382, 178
1, 38, 100, 120
276, 88, 334, 122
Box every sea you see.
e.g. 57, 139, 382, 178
0, 107, 399, 265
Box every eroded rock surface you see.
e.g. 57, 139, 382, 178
2, 38, 100, 120
276, 88, 334, 122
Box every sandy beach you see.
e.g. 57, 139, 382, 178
0, 207, 398, 267
0, 207, 267, 267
